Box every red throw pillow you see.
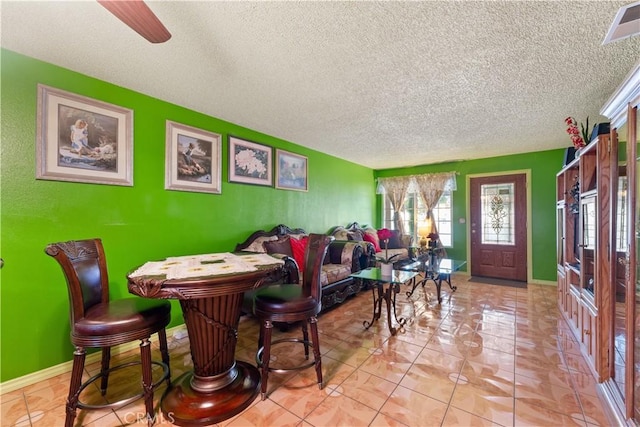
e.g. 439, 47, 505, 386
363, 232, 381, 252
289, 236, 309, 269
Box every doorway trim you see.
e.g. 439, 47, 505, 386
466, 169, 533, 283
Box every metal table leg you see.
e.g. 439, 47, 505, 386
363, 282, 384, 330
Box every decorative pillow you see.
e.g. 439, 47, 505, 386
263, 236, 293, 257
362, 231, 381, 252
386, 230, 404, 249
289, 236, 309, 270
347, 230, 363, 241
244, 235, 278, 253
332, 227, 349, 241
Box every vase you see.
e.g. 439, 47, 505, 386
575, 148, 581, 159
380, 262, 393, 277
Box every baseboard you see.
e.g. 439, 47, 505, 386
455, 271, 555, 287
0, 324, 187, 395
528, 279, 557, 286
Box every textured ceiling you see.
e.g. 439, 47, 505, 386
1, 1, 639, 169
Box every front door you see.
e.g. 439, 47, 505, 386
470, 173, 527, 281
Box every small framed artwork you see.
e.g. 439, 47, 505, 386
228, 136, 273, 186
165, 121, 222, 194
275, 149, 308, 192
36, 84, 133, 186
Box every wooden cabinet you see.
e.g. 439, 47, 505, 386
557, 61, 639, 425
558, 60, 639, 426
556, 131, 612, 379
599, 60, 639, 425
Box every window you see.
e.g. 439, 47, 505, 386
382, 190, 453, 247
480, 183, 514, 245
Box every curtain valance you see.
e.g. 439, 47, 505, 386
376, 172, 457, 194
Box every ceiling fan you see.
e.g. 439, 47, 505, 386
97, 0, 171, 43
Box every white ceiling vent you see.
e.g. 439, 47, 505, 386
603, 1, 640, 44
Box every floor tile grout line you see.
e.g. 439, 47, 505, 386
14, 281, 612, 426
555, 311, 590, 425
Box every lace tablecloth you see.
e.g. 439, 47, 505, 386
129, 252, 283, 280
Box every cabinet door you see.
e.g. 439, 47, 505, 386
612, 127, 629, 407
612, 102, 639, 421
581, 303, 597, 370
580, 195, 597, 300
630, 104, 639, 422
557, 203, 565, 266
558, 268, 566, 312
568, 288, 580, 331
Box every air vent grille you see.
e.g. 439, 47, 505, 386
603, 1, 640, 44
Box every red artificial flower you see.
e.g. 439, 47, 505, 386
565, 116, 589, 150
377, 228, 393, 241
375, 228, 398, 264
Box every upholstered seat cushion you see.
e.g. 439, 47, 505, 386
375, 248, 409, 261
73, 298, 171, 336
320, 264, 351, 286
253, 284, 320, 315
296, 261, 351, 287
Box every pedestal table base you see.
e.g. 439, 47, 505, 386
161, 361, 260, 426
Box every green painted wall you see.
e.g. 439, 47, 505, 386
0, 48, 565, 383
375, 149, 563, 282
0, 49, 375, 382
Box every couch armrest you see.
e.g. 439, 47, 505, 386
358, 241, 376, 268
327, 241, 364, 273
267, 253, 299, 284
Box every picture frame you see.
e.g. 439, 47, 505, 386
228, 136, 273, 186
275, 149, 308, 192
36, 84, 133, 186
165, 121, 222, 194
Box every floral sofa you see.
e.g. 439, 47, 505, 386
235, 224, 367, 311
329, 222, 413, 268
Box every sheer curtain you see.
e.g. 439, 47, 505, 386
413, 172, 457, 253
413, 172, 457, 234
377, 176, 412, 235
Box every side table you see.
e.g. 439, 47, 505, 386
349, 267, 418, 335
399, 257, 466, 303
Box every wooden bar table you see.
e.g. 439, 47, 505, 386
127, 253, 284, 426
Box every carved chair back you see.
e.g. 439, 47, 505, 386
45, 238, 110, 329
302, 234, 332, 302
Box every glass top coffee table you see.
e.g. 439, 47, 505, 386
349, 267, 418, 335
398, 256, 466, 303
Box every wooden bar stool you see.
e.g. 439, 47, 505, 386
250, 233, 331, 400
45, 238, 171, 427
